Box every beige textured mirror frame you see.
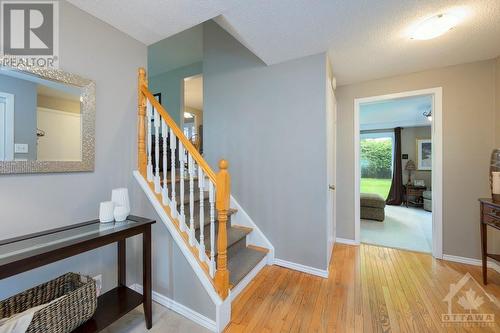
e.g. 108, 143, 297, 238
0, 64, 95, 174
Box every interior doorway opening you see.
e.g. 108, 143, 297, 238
183, 74, 203, 153
354, 88, 443, 258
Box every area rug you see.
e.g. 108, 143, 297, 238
361, 205, 432, 253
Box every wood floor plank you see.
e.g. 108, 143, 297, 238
225, 244, 500, 332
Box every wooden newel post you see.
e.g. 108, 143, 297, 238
138, 68, 147, 176
215, 159, 230, 299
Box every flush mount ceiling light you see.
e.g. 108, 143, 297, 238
411, 13, 460, 40
184, 112, 194, 119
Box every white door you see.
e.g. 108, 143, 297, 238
0, 93, 14, 161
326, 79, 337, 261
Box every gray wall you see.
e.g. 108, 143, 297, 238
401, 126, 432, 186
336, 59, 499, 259
0, 75, 37, 160
203, 21, 329, 270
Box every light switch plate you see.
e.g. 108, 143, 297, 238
14, 143, 28, 153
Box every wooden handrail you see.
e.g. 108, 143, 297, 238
137, 68, 230, 300
139, 84, 217, 183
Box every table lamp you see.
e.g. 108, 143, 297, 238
405, 160, 416, 185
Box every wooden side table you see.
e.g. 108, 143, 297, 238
405, 185, 426, 207
479, 198, 500, 285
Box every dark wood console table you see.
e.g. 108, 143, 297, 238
479, 198, 500, 285
0, 215, 155, 331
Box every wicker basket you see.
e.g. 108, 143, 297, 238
0, 272, 97, 333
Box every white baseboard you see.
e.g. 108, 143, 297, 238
336, 237, 360, 246
130, 284, 217, 332
442, 254, 500, 273
230, 195, 274, 264
273, 258, 328, 278
230, 256, 267, 301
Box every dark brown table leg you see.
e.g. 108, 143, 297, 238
480, 221, 487, 285
118, 239, 126, 287
143, 224, 152, 329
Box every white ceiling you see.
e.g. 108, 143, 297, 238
66, 0, 243, 45
184, 75, 203, 110
67, 0, 500, 85
360, 94, 432, 131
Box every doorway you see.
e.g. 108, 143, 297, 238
183, 75, 203, 153
354, 88, 443, 258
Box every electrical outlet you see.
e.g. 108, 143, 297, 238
14, 143, 28, 153
93, 274, 102, 296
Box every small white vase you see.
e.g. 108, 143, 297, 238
114, 206, 128, 222
111, 188, 130, 216
99, 201, 114, 223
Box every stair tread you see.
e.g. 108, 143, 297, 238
181, 199, 237, 230
196, 224, 251, 253
175, 189, 209, 206
228, 247, 267, 287
163, 174, 199, 184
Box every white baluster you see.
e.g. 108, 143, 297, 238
161, 119, 169, 205
209, 181, 216, 277
188, 154, 195, 246
153, 109, 161, 193
198, 168, 206, 261
146, 101, 153, 182
178, 141, 186, 231
169, 128, 177, 217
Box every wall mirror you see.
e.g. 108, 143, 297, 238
0, 64, 95, 174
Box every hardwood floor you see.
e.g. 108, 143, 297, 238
225, 244, 500, 332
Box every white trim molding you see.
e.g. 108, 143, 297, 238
353, 87, 443, 259
130, 284, 217, 332
442, 254, 500, 273
273, 258, 329, 278
336, 237, 360, 246
230, 195, 275, 264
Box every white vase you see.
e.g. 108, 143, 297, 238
114, 206, 128, 222
99, 201, 114, 223
111, 188, 130, 216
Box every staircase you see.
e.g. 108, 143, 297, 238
134, 68, 270, 322
168, 171, 268, 288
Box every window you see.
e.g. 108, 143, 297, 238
360, 131, 394, 199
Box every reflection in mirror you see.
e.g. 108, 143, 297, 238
0, 69, 82, 162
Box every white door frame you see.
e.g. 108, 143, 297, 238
0, 92, 15, 161
354, 87, 443, 259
